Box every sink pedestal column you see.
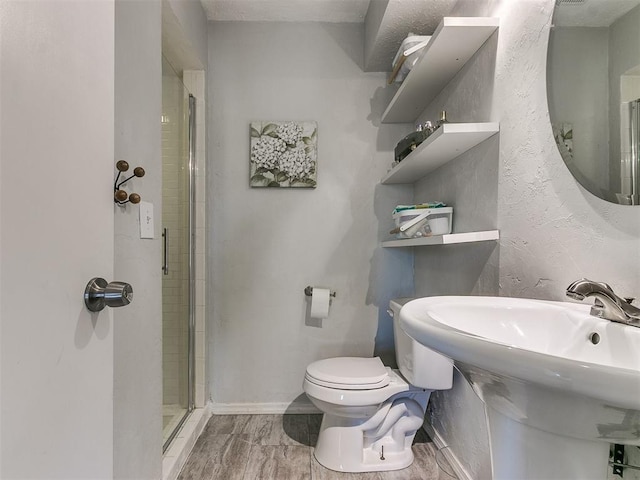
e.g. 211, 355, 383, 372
486, 407, 609, 480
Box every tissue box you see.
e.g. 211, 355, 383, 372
393, 207, 453, 239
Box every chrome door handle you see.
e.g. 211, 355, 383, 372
84, 277, 133, 312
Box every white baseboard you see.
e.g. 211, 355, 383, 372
209, 401, 321, 415
423, 421, 472, 480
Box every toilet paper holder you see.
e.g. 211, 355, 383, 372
304, 286, 336, 298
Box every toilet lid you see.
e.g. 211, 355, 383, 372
305, 357, 390, 390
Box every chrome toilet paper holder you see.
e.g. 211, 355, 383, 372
304, 286, 336, 298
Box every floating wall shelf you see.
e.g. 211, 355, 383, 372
381, 17, 499, 124
382, 230, 499, 248
381, 122, 499, 185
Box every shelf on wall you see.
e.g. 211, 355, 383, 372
382, 230, 499, 248
381, 17, 499, 124
381, 122, 499, 185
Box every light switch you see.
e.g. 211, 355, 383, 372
139, 201, 154, 239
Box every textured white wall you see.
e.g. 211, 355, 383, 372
364, 0, 390, 70
113, 2, 163, 478
412, 0, 640, 477
207, 21, 412, 408
495, 1, 640, 301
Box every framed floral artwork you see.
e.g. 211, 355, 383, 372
250, 121, 317, 188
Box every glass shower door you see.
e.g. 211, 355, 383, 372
161, 56, 194, 450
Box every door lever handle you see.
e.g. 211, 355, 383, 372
84, 277, 133, 312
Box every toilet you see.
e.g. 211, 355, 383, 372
303, 298, 454, 473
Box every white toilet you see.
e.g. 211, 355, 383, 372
303, 298, 454, 473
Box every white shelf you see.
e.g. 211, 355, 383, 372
382, 230, 499, 248
381, 122, 499, 184
381, 17, 499, 124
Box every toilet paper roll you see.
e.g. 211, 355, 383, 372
310, 288, 331, 319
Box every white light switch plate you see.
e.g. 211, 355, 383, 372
139, 201, 154, 239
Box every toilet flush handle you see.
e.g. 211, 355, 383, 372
84, 277, 133, 312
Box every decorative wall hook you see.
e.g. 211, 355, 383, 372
114, 160, 145, 205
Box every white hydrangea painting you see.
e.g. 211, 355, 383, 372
250, 121, 317, 188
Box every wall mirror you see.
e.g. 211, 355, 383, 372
547, 0, 640, 205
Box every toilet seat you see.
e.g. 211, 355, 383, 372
303, 367, 413, 408
305, 357, 390, 390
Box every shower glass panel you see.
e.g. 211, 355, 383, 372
161, 56, 194, 451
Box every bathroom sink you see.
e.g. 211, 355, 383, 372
400, 296, 640, 480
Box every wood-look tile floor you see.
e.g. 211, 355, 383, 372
177, 414, 457, 480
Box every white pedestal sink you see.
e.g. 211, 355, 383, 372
400, 296, 640, 480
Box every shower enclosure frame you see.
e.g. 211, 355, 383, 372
162, 93, 197, 453
630, 99, 639, 205
620, 98, 640, 205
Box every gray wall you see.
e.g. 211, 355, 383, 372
113, 2, 163, 479
207, 21, 412, 409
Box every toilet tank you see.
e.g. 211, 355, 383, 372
390, 298, 453, 390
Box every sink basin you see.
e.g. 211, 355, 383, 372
400, 296, 640, 480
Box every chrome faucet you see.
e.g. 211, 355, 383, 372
566, 279, 640, 327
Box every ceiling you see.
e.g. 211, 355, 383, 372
199, 0, 457, 71
554, 0, 640, 27
200, 0, 372, 23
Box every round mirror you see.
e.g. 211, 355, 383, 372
547, 0, 640, 205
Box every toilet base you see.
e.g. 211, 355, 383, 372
314, 437, 415, 473
313, 392, 429, 473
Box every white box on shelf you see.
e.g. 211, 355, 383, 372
393, 207, 453, 239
